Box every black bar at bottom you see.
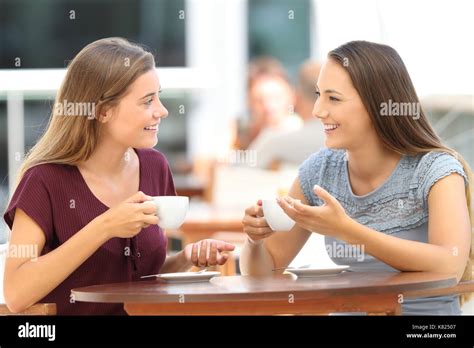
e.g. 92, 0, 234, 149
0, 315, 473, 346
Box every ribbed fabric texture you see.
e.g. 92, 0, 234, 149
4, 148, 176, 315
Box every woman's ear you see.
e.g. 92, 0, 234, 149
97, 104, 114, 123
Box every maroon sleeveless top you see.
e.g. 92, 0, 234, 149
4, 148, 176, 315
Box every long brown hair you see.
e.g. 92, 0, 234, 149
16, 37, 155, 183
329, 40, 473, 304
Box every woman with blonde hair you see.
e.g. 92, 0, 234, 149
3, 38, 234, 315
240, 41, 472, 315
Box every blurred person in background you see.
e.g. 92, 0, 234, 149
251, 60, 326, 169
233, 56, 301, 150
194, 57, 298, 187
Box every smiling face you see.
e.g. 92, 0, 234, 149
248, 75, 295, 129
313, 59, 376, 150
100, 69, 168, 149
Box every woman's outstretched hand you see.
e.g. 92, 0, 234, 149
184, 239, 236, 268
277, 185, 351, 238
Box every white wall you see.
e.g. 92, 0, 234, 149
313, 0, 474, 96
185, 0, 247, 159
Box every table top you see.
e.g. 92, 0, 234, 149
71, 271, 456, 304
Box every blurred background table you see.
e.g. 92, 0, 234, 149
178, 201, 243, 244
174, 174, 206, 199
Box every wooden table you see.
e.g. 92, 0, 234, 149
71, 271, 457, 316
174, 174, 206, 199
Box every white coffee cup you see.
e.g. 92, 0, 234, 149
152, 196, 189, 229
262, 199, 295, 232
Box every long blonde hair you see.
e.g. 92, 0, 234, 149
329, 41, 473, 304
16, 37, 155, 183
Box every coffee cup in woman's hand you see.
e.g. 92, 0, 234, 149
151, 196, 189, 229
261, 199, 295, 231
242, 200, 275, 242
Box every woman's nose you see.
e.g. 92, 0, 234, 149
153, 101, 168, 119
312, 99, 329, 119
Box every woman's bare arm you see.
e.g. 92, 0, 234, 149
4, 209, 111, 313
239, 178, 312, 275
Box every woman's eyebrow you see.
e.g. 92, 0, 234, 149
315, 85, 342, 95
325, 89, 343, 95
140, 92, 156, 100
140, 86, 162, 99
140, 91, 158, 100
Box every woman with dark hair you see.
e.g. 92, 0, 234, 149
240, 41, 472, 315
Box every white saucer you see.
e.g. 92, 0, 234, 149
285, 265, 350, 277
141, 271, 221, 283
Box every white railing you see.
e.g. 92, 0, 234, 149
0, 67, 217, 93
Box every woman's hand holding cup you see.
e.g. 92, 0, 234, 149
98, 191, 159, 239
242, 200, 275, 244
